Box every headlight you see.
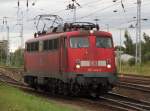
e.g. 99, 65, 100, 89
107, 64, 111, 68
76, 64, 81, 69
90, 30, 94, 34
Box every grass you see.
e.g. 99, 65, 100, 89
0, 83, 77, 111
118, 61, 150, 76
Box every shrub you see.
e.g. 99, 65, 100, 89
128, 58, 135, 66
143, 52, 150, 63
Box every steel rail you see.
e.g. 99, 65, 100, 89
118, 81, 150, 93
101, 92, 150, 111
119, 74, 150, 80
0, 74, 30, 90
100, 96, 144, 111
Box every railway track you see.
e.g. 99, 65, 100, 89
117, 81, 150, 93
119, 74, 150, 85
0, 74, 31, 90
0, 66, 23, 70
120, 74, 150, 79
0, 66, 24, 83
118, 74, 150, 93
100, 92, 150, 111
0, 74, 20, 85
1, 73, 150, 111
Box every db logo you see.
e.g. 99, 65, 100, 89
90, 61, 97, 66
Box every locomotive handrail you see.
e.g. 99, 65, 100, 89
71, 22, 95, 26
63, 22, 99, 32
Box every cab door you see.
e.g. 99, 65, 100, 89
59, 37, 67, 73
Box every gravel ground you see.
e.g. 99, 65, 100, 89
26, 91, 118, 111
0, 68, 23, 83
49, 98, 114, 111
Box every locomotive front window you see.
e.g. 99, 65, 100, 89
70, 37, 89, 48
96, 37, 112, 48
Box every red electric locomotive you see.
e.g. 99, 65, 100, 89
24, 15, 117, 97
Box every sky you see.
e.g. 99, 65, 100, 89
0, 0, 150, 51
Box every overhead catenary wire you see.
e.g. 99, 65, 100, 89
26, 0, 133, 23
1, 0, 150, 54
15, 0, 149, 31
44, 0, 109, 20
25, 1, 135, 29
12, 0, 150, 22
65, 0, 121, 21
85, 0, 146, 23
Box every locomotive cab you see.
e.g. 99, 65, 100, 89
65, 30, 117, 95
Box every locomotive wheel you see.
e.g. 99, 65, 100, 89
88, 84, 100, 98
89, 91, 99, 99
30, 78, 38, 90
58, 81, 64, 94
70, 83, 80, 96
48, 79, 57, 95
62, 83, 70, 96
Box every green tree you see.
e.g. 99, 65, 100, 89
142, 32, 150, 62
0, 48, 7, 64
124, 30, 134, 55
143, 33, 150, 52
115, 45, 125, 52
11, 48, 24, 67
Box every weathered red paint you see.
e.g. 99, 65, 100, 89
24, 30, 116, 77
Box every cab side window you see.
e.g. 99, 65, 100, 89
26, 42, 39, 52
43, 39, 59, 51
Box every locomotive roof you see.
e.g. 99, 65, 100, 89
26, 30, 112, 43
